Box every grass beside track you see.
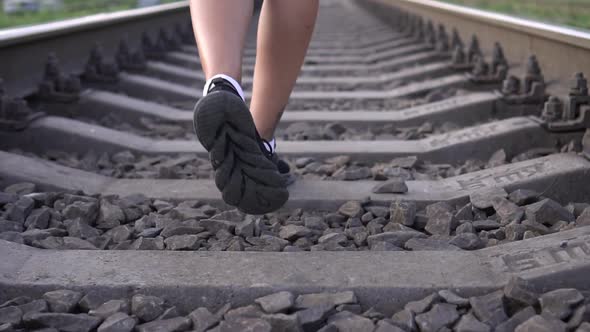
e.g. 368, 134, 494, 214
0, 0, 181, 29
442, 0, 590, 30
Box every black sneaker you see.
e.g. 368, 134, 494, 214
193, 78, 289, 214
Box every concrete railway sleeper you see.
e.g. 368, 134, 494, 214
1, 0, 590, 331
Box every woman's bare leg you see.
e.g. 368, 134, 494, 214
189, 0, 253, 81
250, 0, 319, 140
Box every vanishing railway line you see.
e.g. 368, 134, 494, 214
1, 0, 590, 331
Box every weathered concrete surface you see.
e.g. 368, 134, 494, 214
1, 226, 589, 315
0, 151, 589, 209
38, 91, 501, 130
151, 56, 451, 88
0, 116, 572, 164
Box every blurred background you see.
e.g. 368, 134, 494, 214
0, 0, 588, 30
0, 0, 183, 29
443, 0, 589, 30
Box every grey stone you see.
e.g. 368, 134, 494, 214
514, 315, 567, 332
577, 322, 590, 332
495, 307, 536, 332
135, 317, 191, 332
18, 299, 48, 314
218, 317, 271, 332
62, 201, 98, 225
368, 231, 426, 248
470, 187, 508, 209
369, 241, 403, 251
567, 304, 588, 331
324, 213, 347, 226
391, 309, 416, 332
505, 224, 527, 241
137, 227, 162, 238
4, 182, 36, 195
508, 189, 539, 205
455, 313, 491, 332
372, 179, 408, 194
0, 192, 18, 206
318, 232, 348, 245
437, 290, 469, 306
61, 237, 98, 250
450, 233, 484, 250
295, 304, 332, 331
24, 208, 50, 230
22, 312, 101, 332
525, 199, 575, 226
42, 290, 83, 313
405, 236, 460, 251
210, 209, 244, 223
131, 295, 165, 322
67, 220, 101, 239
295, 291, 356, 310
303, 216, 327, 231
97, 312, 136, 332
488, 149, 507, 167
492, 197, 522, 220
469, 291, 508, 326
32, 236, 64, 249
473, 220, 501, 231
338, 201, 363, 218
327, 311, 374, 332
0, 306, 22, 325
425, 210, 456, 236
0, 220, 23, 233
365, 206, 388, 219
576, 207, 590, 226
97, 200, 125, 229
131, 237, 165, 250
157, 306, 179, 320
404, 293, 441, 314
224, 304, 264, 320
255, 292, 294, 314
539, 288, 584, 320
279, 225, 312, 241
263, 313, 302, 332
415, 303, 459, 332
0, 296, 32, 308
164, 234, 201, 250
0, 323, 12, 332
198, 219, 236, 234
188, 307, 219, 332
361, 212, 374, 223
160, 224, 204, 238
503, 277, 538, 307
374, 320, 404, 332
168, 207, 209, 221
338, 166, 372, 181
389, 201, 416, 226
0, 231, 24, 244
390, 156, 420, 169
236, 219, 255, 238
105, 225, 132, 243
454, 203, 474, 221
89, 300, 130, 319
7, 196, 35, 222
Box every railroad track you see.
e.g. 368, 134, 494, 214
1, 0, 590, 331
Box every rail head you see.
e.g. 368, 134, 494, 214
0, 1, 189, 48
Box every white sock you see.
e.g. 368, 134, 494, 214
262, 138, 276, 154
202, 74, 245, 101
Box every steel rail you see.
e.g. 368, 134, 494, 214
0, 1, 190, 97
361, 0, 590, 87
